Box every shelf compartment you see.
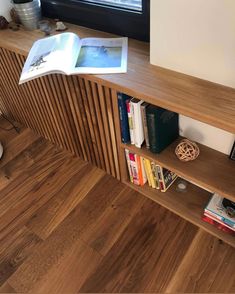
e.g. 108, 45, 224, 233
121, 139, 235, 202
124, 179, 235, 248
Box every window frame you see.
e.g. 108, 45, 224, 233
41, 0, 150, 41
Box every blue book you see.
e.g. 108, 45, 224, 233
118, 93, 131, 143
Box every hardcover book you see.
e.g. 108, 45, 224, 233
146, 105, 179, 153
131, 98, 144, 148
118, 93, 131, 143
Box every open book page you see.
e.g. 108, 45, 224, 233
19, 32, 80, 84
72, 37, 128, 74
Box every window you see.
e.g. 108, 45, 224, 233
82, 0, 142, 11
41, 0, 150, 41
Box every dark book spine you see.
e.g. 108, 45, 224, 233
146, 112, 158, 153
118, 93, 130, 143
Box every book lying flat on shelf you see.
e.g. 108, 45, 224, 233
205, 193, 235, 229
19, 32, 128, 84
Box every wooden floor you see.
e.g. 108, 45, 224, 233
0, 117, 234, 293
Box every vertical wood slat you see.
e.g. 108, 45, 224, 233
0, 48, 121, 179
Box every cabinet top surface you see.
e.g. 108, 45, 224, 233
0, 22, 235, 133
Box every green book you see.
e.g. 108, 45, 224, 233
146, 105, 179, 153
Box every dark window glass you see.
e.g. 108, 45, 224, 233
41, 0, 150, 41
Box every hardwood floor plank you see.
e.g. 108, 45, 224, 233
0, 282, 15, 293
0, 127, 39, 169
79, 200, 198, 293
80, 188, 145, 256
0, 226, 41, 286
0, 138, 49, 191
165, 230, 235, 293
0, 148, 78, 241
26, 164, 105, 240
7, 176, 126, 292
29, 239, 102, 294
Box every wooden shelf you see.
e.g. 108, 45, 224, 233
0, 23, 235, 133
124, 179, 235, 248
121, 140, 235, 202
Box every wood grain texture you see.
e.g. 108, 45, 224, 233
0, 119, 234, 293
0, 25, 234, 133
121, 141, 235, 203
165, 230, 235, 293
0, 47, 120, 178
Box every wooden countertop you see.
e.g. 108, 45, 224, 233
0, 22, 235, 133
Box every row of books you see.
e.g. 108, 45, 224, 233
125, 149, 178, 192
118, 93, 179, 153
203, 193, 235, 235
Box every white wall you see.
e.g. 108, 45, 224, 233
0, 0, 12, 21
150, 0, 235, 154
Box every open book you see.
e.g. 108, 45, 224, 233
19, 32, 128, 84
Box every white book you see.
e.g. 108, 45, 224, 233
19, 32, 128, 84
131, 98, 144, 148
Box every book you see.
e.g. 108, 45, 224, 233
131, 98, 144, 148
143, 158, 151, 187
157, 165, 177, 192
204, 212, 235, 232
140, 102, 150, 149
125, 149, 133, 183
118, 93, 131, 143
140, 156, 147, 185
19, 32, 128, 84
202, 215, 235, 235
129, 152, 139, 185
144, 158, 156, 188
146, 105, 179, 153
126, 99, 134, 144
205, 194, 235, 229
151, 162, 160, 189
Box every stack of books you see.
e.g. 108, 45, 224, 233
118, 93, 179, 153
125, 149, 178, 192
203, 193, 235, 235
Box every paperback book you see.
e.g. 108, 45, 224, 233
19, 32, 128, 84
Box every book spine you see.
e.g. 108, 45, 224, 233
146, 112, 158, 153
163, 170, 178, 192
136, 154, 144, 186
125, 149, 133, 183
129, 152, 139, 185
140, 156, 147, 184
141, 104, 150, 149
145, 158, 156, 189
204, 212, 235, 231
156, 165, 165, 191
126, 100, 134, 144
205, 209, 235, 228
151, 162, 159, 189
151, 162, 160, 189
143, 158, 151, 187
202, 215, 235, 235
132, 100, 144, 148
118, 93, 130, 143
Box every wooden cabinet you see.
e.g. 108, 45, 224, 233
0, 23, 234, 247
